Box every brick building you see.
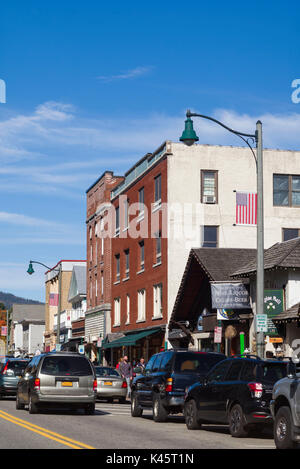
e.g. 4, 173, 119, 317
85, 171, 124, 362
104, 146, 168, 364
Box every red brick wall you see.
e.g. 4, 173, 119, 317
86, 172, 124, 310
111, 157, 168, 331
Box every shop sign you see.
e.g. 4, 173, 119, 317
211, 282, 251, 309
264, 289, 284, 335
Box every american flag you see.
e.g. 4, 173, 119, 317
49, 293, 59, 306
236, 191, 257, 225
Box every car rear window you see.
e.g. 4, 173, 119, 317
95, 367, 120, 378
258, 363, 287, 382
174, 352, 224, 374
41, 356, 93, 376
2, 360, 29, 376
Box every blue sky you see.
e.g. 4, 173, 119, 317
0, 0, 300, 301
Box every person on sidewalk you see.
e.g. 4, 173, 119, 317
119, 355, 133, 399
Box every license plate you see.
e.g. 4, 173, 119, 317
62, 381, 73, 387
104, 381, 113, 386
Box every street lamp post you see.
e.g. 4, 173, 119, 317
27, 260, 62, 350
180, 110, 265, 358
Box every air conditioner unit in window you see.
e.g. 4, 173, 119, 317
203, 195, 216, 204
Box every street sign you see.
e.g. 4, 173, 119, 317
214, 326, 222, 343
256, 314, 268, 333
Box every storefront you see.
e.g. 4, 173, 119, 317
102, 326, 165, 366
168, 248, 256, 354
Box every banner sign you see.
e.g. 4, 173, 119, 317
264, 289, 284, 336
211, 282, 251, 309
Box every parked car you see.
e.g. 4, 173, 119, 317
271, 360, 300, 449
184, 355, 288, 437
94, 366, 127, 403
0, 358, 30, 398
131, 349, 225, 422
16, 352, 97, 414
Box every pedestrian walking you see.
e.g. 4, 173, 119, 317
119, 355, 133, 399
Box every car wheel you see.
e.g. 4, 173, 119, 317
229, 404, 249, 437
184, 399, 202, 430
153, 394, 168, 422
131, 392, 143, 417
274, 406, 298, 450
16, 393, 25, 410
28, 395, 39, 414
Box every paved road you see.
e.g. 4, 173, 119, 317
0, 397, 276, 450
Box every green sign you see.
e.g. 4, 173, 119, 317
264, 289, 284, 336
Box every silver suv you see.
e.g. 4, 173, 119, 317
16, 352, 96, 414
270, 361, 300, 449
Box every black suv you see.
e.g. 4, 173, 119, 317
184, 355, 288, 437
131, 349, 225, 422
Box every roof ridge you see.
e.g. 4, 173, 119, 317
275, 237, 300, 267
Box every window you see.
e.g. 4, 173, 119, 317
139, 241, 145, 271
126, 294, 130, 324
155, 231, 161, 264
154, 174, 161, 205
152, 354, 163, 372
115, 206, 120, 235
283, 228, 300, 241
114, 298, 121, 326
101, 273, 104, 297
124, 249, 130, 278
273, 174, 300, 207
124, 198, 129, 229
137, 289, 146, 321
153, 284, 163, 319
225, 361, 242, 381
201, 170, 218, 203
138, 187, 145, 217
202, 225, 218, 248
115, 254, 120, 282
206, 360, 232, 383
95, 276, 98, 302
145, 354, 158, 374
159, 352, 173, 372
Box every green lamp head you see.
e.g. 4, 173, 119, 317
180, 114, 199, 146
27, 261, 34, 275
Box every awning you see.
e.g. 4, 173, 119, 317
102, 327, 162, 349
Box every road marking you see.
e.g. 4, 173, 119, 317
0, 410, 95, 449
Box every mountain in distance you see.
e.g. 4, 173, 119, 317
0, 291, 44, 310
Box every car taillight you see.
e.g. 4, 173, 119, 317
122, 380, 127, 389
34, 378, 40, 390
165, 378, 173, 392
93, 379, 97, 391
248, 382, 263, 398
1, 363, 8, 375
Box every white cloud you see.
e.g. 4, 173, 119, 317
97, 66, 154, 82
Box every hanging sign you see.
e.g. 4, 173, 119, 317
264, 289, 284, 336
211, 282, 251, 309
